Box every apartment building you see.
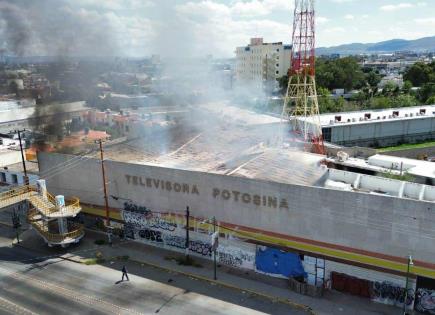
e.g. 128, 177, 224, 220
235, 38, 291, 92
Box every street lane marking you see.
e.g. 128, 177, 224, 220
0, 265, 145, 315
0, 296, 40, 315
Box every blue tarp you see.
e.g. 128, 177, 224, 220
255, 247, 306, 278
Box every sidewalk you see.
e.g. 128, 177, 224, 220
15, 228, 407, 315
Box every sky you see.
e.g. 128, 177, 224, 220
0, 0, 434, 58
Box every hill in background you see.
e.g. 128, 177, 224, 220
317, 36, 435, 55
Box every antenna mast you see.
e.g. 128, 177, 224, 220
282, 0, 325, 155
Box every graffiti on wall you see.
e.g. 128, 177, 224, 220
415, 288, 435, 314
121, 202, 179, 232
123, 202, 152, 215
121, 203, 256, 270
371, 281, 414, 307
124, 223, 135, 239
139, 229, 163, 243
163, 235, 185, 249
148, 217, 177, 231
163, 235, 212, 257
217, 247, 255, 269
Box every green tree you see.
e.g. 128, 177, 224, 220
403, 62, 432, 87
369, 96, 392, 109
402, 80, 413, 94
317, 87, 335, 113
426, 95, 435, 104
316, 57, 365, 91
391, 94, 419, 107
381, 81, 399, 97
365, 70, 381, 89
419, 83, 435, 104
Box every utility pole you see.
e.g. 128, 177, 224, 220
98, 139, 111, 244
12, 208, 21, 244
213, 216, 217, 280
403, 255, 414, 315
185, 206, 190, 261
16, 129, 28, 185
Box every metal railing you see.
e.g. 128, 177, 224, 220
0, 185, 36, 202
0, 185, 81, 217
27, 210, 84, 243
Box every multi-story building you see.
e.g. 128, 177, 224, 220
235, 38, 291, 92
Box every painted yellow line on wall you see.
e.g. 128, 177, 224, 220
81, 205, 435, 279
81, 205, 123, 221
219, 226, 435, 279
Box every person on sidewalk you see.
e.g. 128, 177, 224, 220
121, 265, 129, 281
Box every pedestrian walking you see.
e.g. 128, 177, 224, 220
121, 265, 129, 281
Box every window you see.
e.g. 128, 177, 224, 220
276, 63, 279, 67
0, 172, 5, 183
11, 174, 18, 184
275, 70, 279, 74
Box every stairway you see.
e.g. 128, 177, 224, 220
0, 186, 81, 218
0, 184, 84, 247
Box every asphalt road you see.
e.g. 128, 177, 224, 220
0, 226, 307, 315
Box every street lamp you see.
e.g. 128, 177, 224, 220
403, 255, 414, 315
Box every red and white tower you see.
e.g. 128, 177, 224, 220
281, 0, 325, 155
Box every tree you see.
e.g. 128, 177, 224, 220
419, 83, 435, 104
369, 96, 392, 109
402, 80, 413, 94
381, 81, 399, 97
366, 71, 381, 89
404, 62, 432, 87
426, 95, 435, 105
317, 87, 335, 113
315, 57, 365, 92
391, 94, 419, 107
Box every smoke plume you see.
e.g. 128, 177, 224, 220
0, 2, 31, 56
0, 0, 119, 57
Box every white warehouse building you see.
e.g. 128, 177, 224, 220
298, 105, 435, 147
235, 38, 291, 92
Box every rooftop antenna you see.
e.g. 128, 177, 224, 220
281, 0, 325, 155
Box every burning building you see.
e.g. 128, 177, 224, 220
37, 102, 435, 309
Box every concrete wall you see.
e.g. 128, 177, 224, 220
330, 117, 435, 147
38, 152, 435, 264
0, 150, 22, 167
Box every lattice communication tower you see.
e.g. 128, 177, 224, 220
281, 0, 325, 155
